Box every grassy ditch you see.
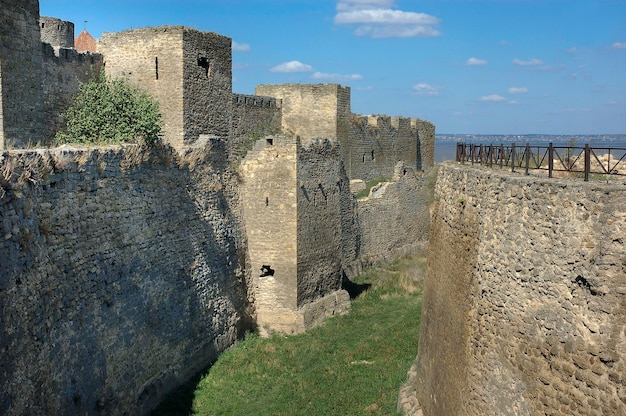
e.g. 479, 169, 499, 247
153, 251, 425, 416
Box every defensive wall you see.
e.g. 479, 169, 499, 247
0, 1, 436, 414
411, 163, 626, 415
0, 0, 46, 149
0, 143, 255, 415
255, 83, 435, 182
240, 136, 355, 334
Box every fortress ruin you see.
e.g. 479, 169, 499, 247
0, 1, 434, 414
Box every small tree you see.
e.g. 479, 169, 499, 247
55, 70, 162, 145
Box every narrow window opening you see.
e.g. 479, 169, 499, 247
197, 56, 210, 77
41, 23, 45, 29
266, 138, 274, 146
265, 197, 269, 207
260, 265, 275, 277
362, 154, 366, 163
155, 57, 159, 80
371, 150, 375, 161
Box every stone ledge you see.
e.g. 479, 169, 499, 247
257, 289, 351, 337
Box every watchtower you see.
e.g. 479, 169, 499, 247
98, 27, 232, 149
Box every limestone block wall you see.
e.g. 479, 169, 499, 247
240, 136, 299, 332
239, 136, 352, 334
296, 138, 355, 306
0, 0, 45, 149
182, 29, 232, 142
42, 45, 103, 143
0, 144, 253, 416
347, 116, 435, 182
415, 163, 626, 416
231, 93, 282, 160
255, 84, 348, 145
40, 16, 74, 49
355, 163, 433, 265
98, 27, 186, 148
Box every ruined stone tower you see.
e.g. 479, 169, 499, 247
98, 27, 232, 149
240, 136, 354, 334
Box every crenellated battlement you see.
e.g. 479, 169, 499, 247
233, 93, 282, 109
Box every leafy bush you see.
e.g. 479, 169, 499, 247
55, 70, 162, 145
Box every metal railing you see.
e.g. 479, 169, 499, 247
456, 143, 626, 181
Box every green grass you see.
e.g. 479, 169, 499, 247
355, 176, 391, 199
153, 251, 425, 416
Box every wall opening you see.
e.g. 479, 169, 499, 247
265, 197, 269, 207
260, 265, 275, 277
197, 56, 210, 78
371, 150, 375, 161
266, 138, 274, 146
155, 57, 159, 80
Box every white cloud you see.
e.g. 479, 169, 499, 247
270, 60, 314, 73
480, 94, 507, 102
513, 58, 543, 66
611, 42, 626, 49
507, 87, 528, 94
334, 1, 441, 38
413, 83, 440, 96
566, 46, 577, 54
312, 72, 363, 81
466, 57, 487, 66
232, 41, 250, 52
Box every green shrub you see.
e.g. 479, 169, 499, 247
55, 70, 162, 146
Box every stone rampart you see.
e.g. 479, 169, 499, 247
413, 163, 626, 415
239, 136, 353, 334
231, 93, 282, 159
352, 163, 434, 270
0, 143, 254, 416
42, 45, 103, 142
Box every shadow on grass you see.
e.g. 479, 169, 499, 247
150, 369, 207, 416
342, 272, 371, 299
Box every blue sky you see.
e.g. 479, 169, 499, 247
40, 0, 626, 135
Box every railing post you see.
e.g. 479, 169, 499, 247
471, 144, 475, 165
500, 144, 504, 169
489, 144, 493, 167
525, 143, 530, 175
548, 142, 554, 178
456, 143, 462, 163
584, 143, 590, 181
511, 143, 516, 172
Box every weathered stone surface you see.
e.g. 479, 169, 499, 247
0, 144, 254, 416
412, 163, 626, 416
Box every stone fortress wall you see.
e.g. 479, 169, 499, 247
0, 1, 436, 414
0, 144, 255, 416
413, 163, 626, 416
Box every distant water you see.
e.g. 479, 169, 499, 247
434, 135, 626, 163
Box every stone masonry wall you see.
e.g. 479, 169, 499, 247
255, 84, 345, 145
42, 45, 103, 143
0, 0, 45, 148
354, 163, 434, 266
231, 93, 282, 160
182, 29, 232, 143
240, 136, 299, 333
296, 138, 355, 307
0, 144, 254, 416
414, 163, 626, 416
98, 27, 185, 148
